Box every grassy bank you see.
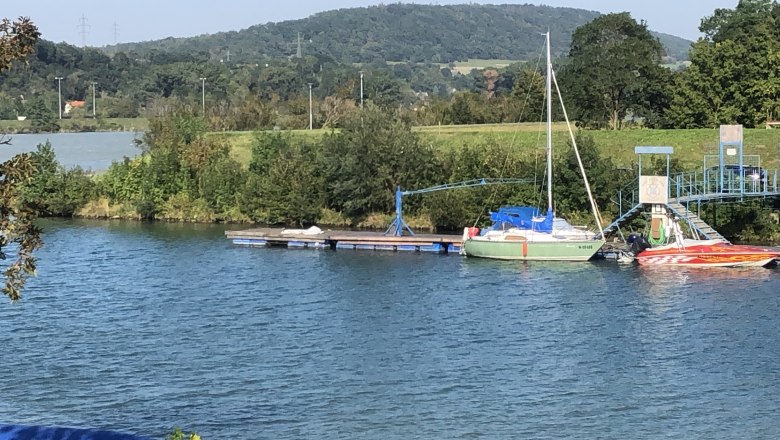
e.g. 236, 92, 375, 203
0, 117, 149, 133
216, 123, 780, 170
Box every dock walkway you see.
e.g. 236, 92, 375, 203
226, 228, 463, 254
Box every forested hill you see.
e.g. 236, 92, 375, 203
109, 4, 691, 63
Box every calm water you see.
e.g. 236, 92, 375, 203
0, 132, 140, 170
2, 219, 780, 439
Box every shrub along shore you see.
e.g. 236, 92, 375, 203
15, 107, 780, 244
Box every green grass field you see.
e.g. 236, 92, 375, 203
217, 123, 780, 171
440, 59, 521, 74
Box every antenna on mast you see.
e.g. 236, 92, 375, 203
113, 22, 119, 44
296, 32, 302, 58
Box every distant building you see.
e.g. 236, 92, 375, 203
64, 100, 86, 115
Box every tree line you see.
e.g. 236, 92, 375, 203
3, 2, 776, 133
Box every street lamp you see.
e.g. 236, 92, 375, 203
359, 70, 364, 109
199, 77, 206, 116
308, 83, 313, 130
92, 81, 97, 118
55, 76, 63, 119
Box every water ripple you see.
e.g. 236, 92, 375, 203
1, 220, 780, 439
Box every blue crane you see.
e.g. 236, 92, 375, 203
384, 178, 536, 236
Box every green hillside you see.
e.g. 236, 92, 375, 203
110, 4, 691, 64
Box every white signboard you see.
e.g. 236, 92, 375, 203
720, 124, 743, 143
639, 176, 668, 204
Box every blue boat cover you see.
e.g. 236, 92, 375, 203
488, 206, 554, 233
0, 424, 152, 440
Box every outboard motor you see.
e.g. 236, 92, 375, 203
629, 233, 651, 255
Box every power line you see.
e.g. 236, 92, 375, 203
78, 14, 90, 47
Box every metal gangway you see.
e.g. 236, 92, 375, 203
600, 126, 780, 242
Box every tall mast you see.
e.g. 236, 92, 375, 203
545, 30, 553, 214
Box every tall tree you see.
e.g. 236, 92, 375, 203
1, 16, 42, 301
667, 0, 780, 127
560, 13, 670, 129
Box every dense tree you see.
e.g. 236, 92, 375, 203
19, 142, 96, 216
318, 105, 441, 222
1, 16, 42, 301
560, 13, 671, 129
666, 0, 780, 127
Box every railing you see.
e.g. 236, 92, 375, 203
611, 177, 640, 220
609, 169, 780, 218
670, 171, 707, 202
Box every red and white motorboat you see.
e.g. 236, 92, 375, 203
635, 239, 780, 267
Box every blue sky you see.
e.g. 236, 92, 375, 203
8, 1, 738, 47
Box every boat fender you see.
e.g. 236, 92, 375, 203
462, 227, 479, 241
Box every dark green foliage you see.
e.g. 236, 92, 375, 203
705, 200, 780, 243
423, 139, 540, 229
240, 143, 323, 226
560, 13, 671, 130
318, 105, 441, 223
18, 142, 96, 216
98, 157, 146, 203
553, 132, 627, 222
666, 0, 780, 128
248, 132, 290, 174
197, 154, 246, 215
26, 95, 59, 132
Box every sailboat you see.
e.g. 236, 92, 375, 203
461, 31, 606, 261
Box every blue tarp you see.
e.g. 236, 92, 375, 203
0, 424, 153, 440
487, 206, 554, 233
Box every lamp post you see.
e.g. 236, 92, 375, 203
92, 81, 97, 118
55, 76, 63, 119
308, 83, 313, 130
359, 70, 364, 109
199, 77, 206, 116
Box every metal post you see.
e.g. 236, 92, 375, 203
676, 174, 681, 199
394, 186, 403, 236
638, 155, 642, 179
308, 83, 313, 130
666, 153, 671, 199
199, 77, 206, 116
719, 139, 724, 194
92, 81, 97, 118
55, 76, 63, 119
359, 71, 364, 109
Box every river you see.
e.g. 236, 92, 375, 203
1, 219, 780, 439
0, 132, 140, 170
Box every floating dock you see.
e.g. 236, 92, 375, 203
226, 228, 463, 254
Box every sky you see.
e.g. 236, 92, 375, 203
7, 1, 739, 47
